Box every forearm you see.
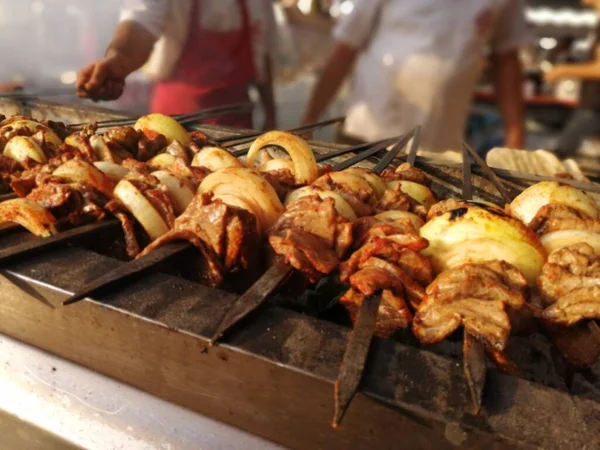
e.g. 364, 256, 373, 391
491, 50, 525, 148
302, 42, 357, 123
552, 63, 600, 81
106, 21, 157, 76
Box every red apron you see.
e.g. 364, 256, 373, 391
151, 0, 256, 128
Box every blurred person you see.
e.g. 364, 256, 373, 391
545, 0, 600, 156
302, 1, 530, 151
76, 0, 277, 129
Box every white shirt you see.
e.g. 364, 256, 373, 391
334, 0, 531, 151
120, 0, 277, 81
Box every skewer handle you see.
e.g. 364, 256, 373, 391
63, 241, 190, 306
209, 262, 291, 346
333, 294, 382, 428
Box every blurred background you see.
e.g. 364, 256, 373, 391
0, 0, 598, 153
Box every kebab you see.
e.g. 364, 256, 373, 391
61, 129, 390, 305
411, 145, 546, 413
509, 181, 600, 369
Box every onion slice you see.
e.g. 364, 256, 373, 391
134, 113, 191, 145
386, 180, 436, 209
147, 153, 179, 170
0, 120, 62, 149
285, 186, 357, 221
259, 158, 295, 174
93, 161, 130, 182
53, 159, 115, 197
345, 168, 387, 198
151, 170, 194, 214
246, 131, 318, 185
114, 179, 170, 240
191, 146, 242, 171
509, 180, 599, 225
4, 136, 47, 166
0, 198, 58, 237
540, 230, 600, 255
199, 168, 284, 233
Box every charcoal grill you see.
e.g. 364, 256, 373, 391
0, 99, 599, 450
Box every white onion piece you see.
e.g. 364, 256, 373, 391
191, 147, 242, 171
0, 198, 58, 237
0, 120, 62, 149
325, 171, 375, 198
199, 168, 284, 233
541, 230, 600, 255
151, 170, 194, 214
386, 180, 436, 209
3, 136, 47, 166
147, 153, 178, 170
285, 186, 357, 221
134, 113, 191, 145
53, 159, 115, 197
93, 161, 130, 182
509, 181, 599, 225
246, 131, 318, 185
345, 168, 387, 198
89, 135, 117, 162
375, 210, 424, 231
212, 193, 261, 234
114, 179, 170, 240
259, 158, 295, 174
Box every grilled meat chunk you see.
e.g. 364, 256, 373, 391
138, 194, 259, 286
313, 173, 375, 217
413, 261, 527, 351
269, 195, 353, 282
426, 199, 469, 221
381, 163, 430, 186
539, 243, 600, 325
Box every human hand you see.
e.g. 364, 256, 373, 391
76, 53, 129, 101
544, 66, 568, 84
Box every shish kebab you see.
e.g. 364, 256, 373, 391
208, 127, 430, 346
0, 115, 349, 265
61, 131, 407, 305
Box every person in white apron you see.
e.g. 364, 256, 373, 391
302, 0, 531, 152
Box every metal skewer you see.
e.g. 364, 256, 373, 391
63, 134, 407, 308
0, 220, 121, 266
229, 117, 345, 156
406, 125, 420, 167
332, 126, 420, 427
209, 131, 414, 347
460, 144, 488, 414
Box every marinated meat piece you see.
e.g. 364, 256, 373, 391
270, 196, 353, 257
43, 120, 76, 140
261, 169, 296, 200
426, 199, 469, 221
105, 200, 141, 258
189, 131, 211, 149
381, 163, 430, 186
270, 228, 339, 278
340, 287, 412, 338
340, 237, 432, 285
375, 188, 411, 212
137, 132, 168, 161
168, 158, 208, 187
104, 126, 140, 152
27, 183, 72, 209
138, 195, 258, 283
538, 243, 600, 326
413, 261, 527, 351
143, 188, 177, 228
528, 204, 588, 233
0, 154, 20, 173
313, 173, 374, 217
353, 216, 426, 250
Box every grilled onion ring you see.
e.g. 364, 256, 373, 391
134, 113, 190, 145
344, 168, 386, 198
246, 131, 318, 185
375, 210, 424, 231
93, 161, 130, 182
114, 179, 170, 240
0, 198, 58, 237
386, 180, 436, 209
53, 159, 115, 197
191, 147, 242, 171
151, 170, 194, 214
4, 136, 47, 166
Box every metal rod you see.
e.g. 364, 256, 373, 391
0, 220, 121, 265
208, 133, 410, 344
0, 193, 17, 202
331, 132, 410, 173
462, 142, 512, 204
406, 125, 421, 167
333, 294, 382, 427
372, 130, 414, 174
461, 143, 487, 414
229, 117, 345, 155
208, 262, 292, 346
62, 241, 191, 306
315, 138, 395, 163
